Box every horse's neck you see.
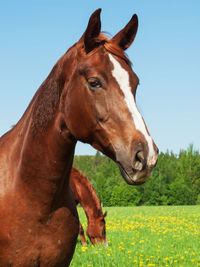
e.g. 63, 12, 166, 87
72, 171, 102, 220
11, 108, 75, 210
0, 52, 77, 214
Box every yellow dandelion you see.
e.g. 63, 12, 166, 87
81, 246, 88, 252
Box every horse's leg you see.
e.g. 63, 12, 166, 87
79, 222, 87, 246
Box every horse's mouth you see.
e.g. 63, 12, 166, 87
117, 163, 151, 185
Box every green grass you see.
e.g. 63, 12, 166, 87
70, 206, 200, 266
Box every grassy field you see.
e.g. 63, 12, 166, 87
70, 206, 200, 267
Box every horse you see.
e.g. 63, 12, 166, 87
70, 167, 107, 246
0, 8, 158, 266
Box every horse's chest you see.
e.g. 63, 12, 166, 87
39, 208, 79, 265
0, 207, 79, 266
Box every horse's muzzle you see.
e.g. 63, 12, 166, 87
116, 148, 158, 185
117, 163, 151, 185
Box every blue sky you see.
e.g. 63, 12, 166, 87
0, 1, 200, 155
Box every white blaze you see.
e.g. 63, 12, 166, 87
108, 54, 156, 165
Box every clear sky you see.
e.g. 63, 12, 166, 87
0, 0, 200, 155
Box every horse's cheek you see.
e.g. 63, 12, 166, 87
94, 91, 109, 122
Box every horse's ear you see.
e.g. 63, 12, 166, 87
83, 8, 102, 53
103, 211, 107, 218
112, 14, 138, 50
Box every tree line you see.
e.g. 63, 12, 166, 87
73, 144, 200, 206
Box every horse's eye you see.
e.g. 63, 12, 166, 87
87, 78, 102, 90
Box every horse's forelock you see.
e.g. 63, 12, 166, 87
77, 33, 131, 66
100, 36, 131, 66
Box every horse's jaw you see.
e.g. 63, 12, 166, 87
117, 162, 152, 185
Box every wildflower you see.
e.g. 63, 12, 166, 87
81, 246, 88, 252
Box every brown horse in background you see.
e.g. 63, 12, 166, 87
70, 167, 107, 246
0, 9, 158, 266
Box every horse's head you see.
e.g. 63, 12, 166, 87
86, 211, 107, 245
61, 9, 158, 185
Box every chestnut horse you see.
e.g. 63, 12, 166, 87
70, 167, 107, 246
0, 9, 158, 266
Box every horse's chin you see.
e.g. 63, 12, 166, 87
117, 164, 151, 185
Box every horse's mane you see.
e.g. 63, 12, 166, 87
71, 168, 102, 218
9, 44, 76, 134
30, 46, 76, 132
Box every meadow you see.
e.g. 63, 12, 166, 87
71, 206, 200, 267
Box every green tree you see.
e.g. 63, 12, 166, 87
110, 183, 142, 206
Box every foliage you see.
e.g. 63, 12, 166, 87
71, 206, 200, 266
73, 145, 200, 206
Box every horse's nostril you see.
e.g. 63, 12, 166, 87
136, 151, 145, 163
133, 151, 145, 171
